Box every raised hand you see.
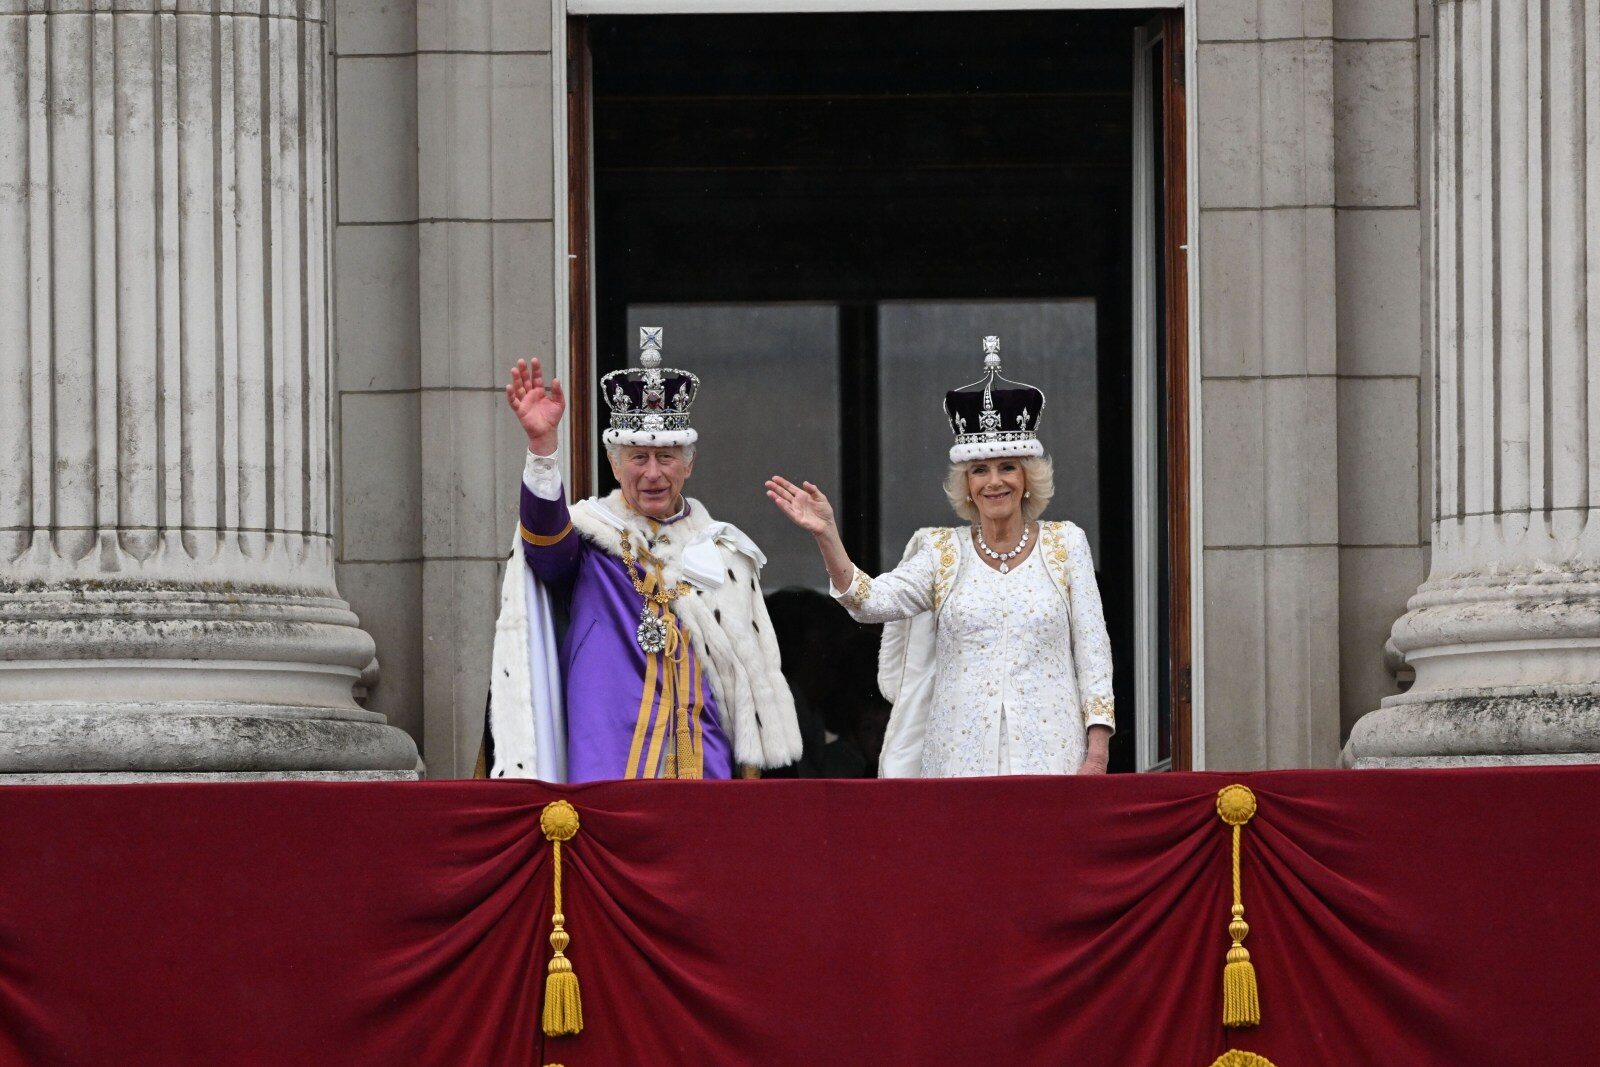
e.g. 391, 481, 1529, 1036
506, 358, 565, 454
765, 475, 836, 537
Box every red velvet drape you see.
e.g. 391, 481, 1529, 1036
0, 769, 1596, 1065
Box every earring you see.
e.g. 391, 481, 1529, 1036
966, 495, 973, 502
1024, 490, 1031, 498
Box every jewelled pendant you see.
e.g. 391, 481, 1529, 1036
636, 610, 668, 653
999, 562, 1009, 574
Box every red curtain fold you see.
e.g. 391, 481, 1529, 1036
0, 768, 1595, 1065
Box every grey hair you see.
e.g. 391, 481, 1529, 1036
944, 454, 1054, 523
606, 442, 697, 465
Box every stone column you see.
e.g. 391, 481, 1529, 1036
0, 1, 416, 776
1347, 0, 1600, 766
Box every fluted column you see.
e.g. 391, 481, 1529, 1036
1348, 0, 1600, 766
0, 1, 416, 775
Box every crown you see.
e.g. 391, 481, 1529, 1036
942, 335, 1046, 463
599, 327, 701, 448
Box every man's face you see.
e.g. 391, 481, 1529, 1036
610, 446, 694, 520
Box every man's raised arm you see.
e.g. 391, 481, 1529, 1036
506, 358, 579, 585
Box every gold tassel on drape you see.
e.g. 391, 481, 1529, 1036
540, 800, 584, 1037
1205, 1051, 1277, 1067
1216, 784, 1261, 1028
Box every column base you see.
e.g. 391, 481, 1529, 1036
0, 769, 421, 784
1343, 686, 1600, 768
0, 705, 420, 775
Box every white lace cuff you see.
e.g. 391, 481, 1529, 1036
522, 449, 562, 501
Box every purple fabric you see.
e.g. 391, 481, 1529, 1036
521, 484, 733, 781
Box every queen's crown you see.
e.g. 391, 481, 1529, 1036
943, 335, 1047, 462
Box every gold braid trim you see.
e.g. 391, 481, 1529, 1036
520, 521, 574, 546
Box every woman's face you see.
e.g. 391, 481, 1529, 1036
965, 459, 1027, 525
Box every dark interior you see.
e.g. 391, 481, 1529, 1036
589, 11, 1157, 774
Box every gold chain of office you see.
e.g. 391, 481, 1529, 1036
619, 528, 692, 653
618, 529, 692, 608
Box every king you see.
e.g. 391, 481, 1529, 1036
483, 329, 803, 782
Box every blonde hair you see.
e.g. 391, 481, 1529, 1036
944, 454, 1054, 524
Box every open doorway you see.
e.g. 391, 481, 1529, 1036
568, 9, 1190, 773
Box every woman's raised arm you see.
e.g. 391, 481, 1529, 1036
766, 475, 857, 593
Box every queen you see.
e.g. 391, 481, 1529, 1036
768, 336, 1115, 777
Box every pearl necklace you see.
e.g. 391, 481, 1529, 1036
975, 522, 1031, 574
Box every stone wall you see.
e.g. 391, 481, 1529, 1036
1331, 1, 1431, 744
331, 0, 558, 777
331, 0, 426, 756
1195, 0, 1342, 767
1192, 0, 1430, 768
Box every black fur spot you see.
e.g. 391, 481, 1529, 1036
517, 762, 524, 769
496, 770, 505, 777
755, 713, 764, 727
503, 669, 510, 677
714, 609, 722, 622
752, 621, 759, 632
749, 578, 756, 590
727, 569, 735, 580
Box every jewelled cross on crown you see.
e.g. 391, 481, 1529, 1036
639, 326, 666, 413
982, 334, 1002, 369
639, 326, 664, 368
979, 335, 1003, 432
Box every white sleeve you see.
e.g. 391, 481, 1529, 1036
522, 448, 563, 501
1066, 525, 1116, 733
829, 532, 937, 624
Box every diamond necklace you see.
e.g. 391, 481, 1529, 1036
975, 522, 1031, 574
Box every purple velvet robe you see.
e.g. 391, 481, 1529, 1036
520, 484, 733, 781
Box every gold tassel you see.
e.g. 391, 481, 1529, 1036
1206, 1052, 1278, 1067
1216, 784, 1261, 1029
540, 800, 584, 1037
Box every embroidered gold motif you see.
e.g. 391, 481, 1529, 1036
839, 568, 874, 609
1081, 694, 1115, 725
931, 528, 958, 610
1040, 522, 1072, 597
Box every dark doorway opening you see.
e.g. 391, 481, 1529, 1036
584, 10, 1169, 774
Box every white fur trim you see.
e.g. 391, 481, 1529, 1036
602, 427, 698, 448
488, 538, 567, 781
948, 438, 1044, 463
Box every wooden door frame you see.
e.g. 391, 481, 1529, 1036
1158, 9, 1194, 771
559, 5, 1199, 769
564, 16, 596, 502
